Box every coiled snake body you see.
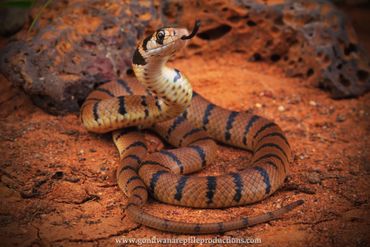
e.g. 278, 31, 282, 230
81, 21, 303, 234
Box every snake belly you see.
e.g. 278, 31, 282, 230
80, 21, 303, 234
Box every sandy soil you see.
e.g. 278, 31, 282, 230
1, 50, 369, 246
1, 7, 370, 247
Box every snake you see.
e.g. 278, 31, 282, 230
80, 20, 303, 234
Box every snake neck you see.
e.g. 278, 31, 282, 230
133, 57, 193, 119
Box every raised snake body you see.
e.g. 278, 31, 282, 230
80, 21, 303, 234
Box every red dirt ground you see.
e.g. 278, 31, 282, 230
1, 7, 370, 247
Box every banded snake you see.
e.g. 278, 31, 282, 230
80, 21, 303, 234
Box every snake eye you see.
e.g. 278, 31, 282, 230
156, 30, 165, 44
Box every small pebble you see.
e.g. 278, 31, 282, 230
62, 130, 79, 136
259, 90, 274, 98
33, 153, 42, 159
255, 103, 262, 108
65, 177, 80, 183
278, 105, 285, 112
328, 106, 335, 114
51, 171, 64, 180
307, 172, 321, 184
336, 114, 346, 122
309, 100, 317, 106
288, 95, 301, 104
299, 154, 307, 160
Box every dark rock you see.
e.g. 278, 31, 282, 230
65, 177, 80, 183
0, 7, 28, 36
0, 1, 157, 114
336, 114, 346, 122
51, 171, 64, 180
306, 171, 322, 184
166, 0, 370, 99
61, 129, 80, 136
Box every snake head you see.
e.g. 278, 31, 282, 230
138, 21, 201, 59
140, 27, 190, 58
132, 21, 201, 66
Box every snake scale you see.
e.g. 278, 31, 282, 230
80, 21, 303, 234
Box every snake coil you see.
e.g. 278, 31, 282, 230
80, 20, 303, 234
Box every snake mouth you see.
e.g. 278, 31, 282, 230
148, 40, 178, 53
181, 20, 201, 40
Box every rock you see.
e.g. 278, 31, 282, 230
259, 90, 274, 98
65, 177, 80, 183
170, 0, 370, 99
0, 7, 28, 36
61, 129, 79, 136
255, 103, 263, 108
51, 171, 64, 180
0, 1, 157, 114
336, 114, 346, 122
278, 105, 286, 112
288, 95, 302, 104
0, 0, 369, 114
306, 171, 322, 184
51, 181, 90, 204
298, 153, 308, 160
